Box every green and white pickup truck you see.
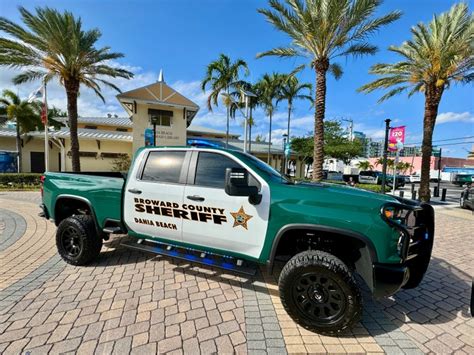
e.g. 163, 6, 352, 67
40, 146, 434, 334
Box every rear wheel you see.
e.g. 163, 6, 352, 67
278, 250, 362, 335
56, 215, 102, 265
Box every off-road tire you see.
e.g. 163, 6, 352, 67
56, 215, 102, 266
279, 250, 362, 335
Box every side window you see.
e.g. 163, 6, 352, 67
141, 151, 186, 183
194, 152, 242, 189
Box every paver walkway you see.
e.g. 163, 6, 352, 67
0, 191, 472, 354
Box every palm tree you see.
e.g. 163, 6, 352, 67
277, 75, 312, 139
359, 3, 473, 201
256, 73, 285, 163
257, 0, 401, 181
356, 160, 373, 171
0, 7, 134, 172
201, 54, 249, 148
374, 157, 385, 169
0, 90, 41, 172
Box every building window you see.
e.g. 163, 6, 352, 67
149, 109, 173, 127
116, 128, 128, 132
84, 125, 98, 129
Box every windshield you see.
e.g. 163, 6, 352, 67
233, 152, 292, 184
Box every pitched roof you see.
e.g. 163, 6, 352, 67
187, 125, 240, 138
117, 81, 199, 110
55, 117, 133, 127
0, 127, 132, 142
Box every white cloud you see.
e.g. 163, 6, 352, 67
437, 111, 474, 124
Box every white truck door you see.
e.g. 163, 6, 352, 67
123, 149, 189, 242
181, 151, 270, 259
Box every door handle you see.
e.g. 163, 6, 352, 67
128, 188, 142, 194
187, 195, 205, 202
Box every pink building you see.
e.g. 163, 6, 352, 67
368, 156, 473, 174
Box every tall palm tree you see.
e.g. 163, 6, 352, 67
0, 7, 134, 172
359, 3, 473, 201
201, 54, 249, 148
0, 90, 41, 172
257, 0, 401, 181
277, 75, 312, 139
256, 73, 285, 163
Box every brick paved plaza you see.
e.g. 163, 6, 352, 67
0, 191, 472, 354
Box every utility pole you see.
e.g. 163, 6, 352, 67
381, 119, 391, 193
437, 148, 442, 195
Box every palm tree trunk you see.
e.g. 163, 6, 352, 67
249, 108, 252, 153
66, 81, 81, 172
312, 60, 329, 181
287, 102, 292, 138
15, 121, 22, 173
225, 87, 230, 149
419, 87, 443, 202
267, 112, 272, 164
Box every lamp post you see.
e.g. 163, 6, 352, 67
240, 89, 257, 153
282, 134, 288, 174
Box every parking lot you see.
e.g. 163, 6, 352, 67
0, 191, 473, 354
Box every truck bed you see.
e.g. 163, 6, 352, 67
42, 171, 125, 228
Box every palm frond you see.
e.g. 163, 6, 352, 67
328, 63, 343, 80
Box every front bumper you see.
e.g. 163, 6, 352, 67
374, 200, 435, 298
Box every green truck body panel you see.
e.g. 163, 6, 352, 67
43, 172, 124, 227
42, 147, 403, 266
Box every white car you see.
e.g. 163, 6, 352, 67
409, 174, 421, 183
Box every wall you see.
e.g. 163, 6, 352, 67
132, 103, 187, 152
63, 139, 132, 172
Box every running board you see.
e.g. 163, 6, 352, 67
121, 239, 257, 276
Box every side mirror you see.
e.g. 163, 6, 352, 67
225, 168, 259, 199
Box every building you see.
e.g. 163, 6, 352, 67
0, 72, 307, 177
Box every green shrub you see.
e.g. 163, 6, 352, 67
355, 183, 391, 193
0, 173, 42, 189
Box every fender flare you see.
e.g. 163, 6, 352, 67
266, 224, 378, 291
54, 194, 101, 235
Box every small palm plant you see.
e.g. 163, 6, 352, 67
201, 54, 249, 147
0, 7, 134, 171
0, 90, 41, 172
359, 3, 473, 201
356, 160, 373, 171
257, 0, 401, 181
277, 75, 312, 139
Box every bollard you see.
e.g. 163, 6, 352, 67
412, 191, 417, 200
411, 184, 415, 194
434, 186, 439, 197
441, 188, 447, 201
399, 191, 404, 198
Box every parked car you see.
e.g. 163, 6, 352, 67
359, 170, 380, 184
359, 171, 404, 188
460, 184, 473, 210
40, 146, 434, 334
453, 174, 474, 187
409, 174, 421, 183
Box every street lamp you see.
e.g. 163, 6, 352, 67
240, 89, 257, 153
282, 133, 288, 174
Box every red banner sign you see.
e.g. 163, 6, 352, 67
388, 126, 405, 152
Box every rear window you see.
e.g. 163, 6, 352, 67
141, 151, 185, 183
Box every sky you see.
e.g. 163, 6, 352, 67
0, 0, 473, 157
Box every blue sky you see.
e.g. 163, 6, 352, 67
1, 0, 473, 157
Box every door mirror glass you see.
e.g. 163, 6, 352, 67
225, 168, 259, 197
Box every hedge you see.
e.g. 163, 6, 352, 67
0, 173, 42, 189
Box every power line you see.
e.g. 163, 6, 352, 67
404, 135, 474, 146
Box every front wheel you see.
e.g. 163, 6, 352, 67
278, 250, 362, 335
56, 215, 102, 265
